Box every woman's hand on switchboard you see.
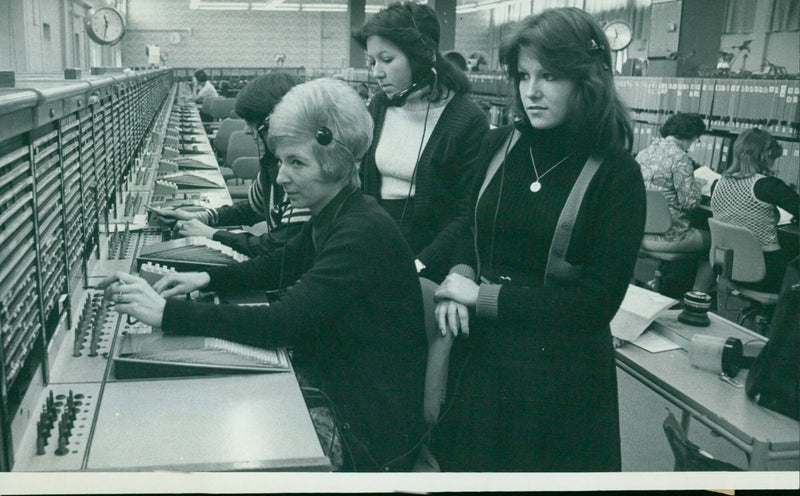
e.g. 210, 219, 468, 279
99, 271, 165, 328
173, 218, 217, 239
153, 272, 211, 299
147, 206, 203, 226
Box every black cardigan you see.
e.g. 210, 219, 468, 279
361, 92, 489, 278
162, 187, 427, 470
453, 124, 647, 346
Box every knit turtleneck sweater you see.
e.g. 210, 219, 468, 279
374, 90, 453, 199
450, 122, 646, 334
476, 124, 592, 281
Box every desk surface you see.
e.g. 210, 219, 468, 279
616, 310, 799, 458
87, 373, 329, 471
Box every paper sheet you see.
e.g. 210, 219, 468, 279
631, 330, 682, 353
610, 285, 677, 342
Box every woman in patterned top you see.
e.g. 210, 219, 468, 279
711, 128, 798, 292
636, 112, 714, 292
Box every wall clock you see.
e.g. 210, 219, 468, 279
604, 19, 633, 51
85, 6, 126, 46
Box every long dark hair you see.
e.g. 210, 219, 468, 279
500, 7, 632, 156
352, 1, 470, 101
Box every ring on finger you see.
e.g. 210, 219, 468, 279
116, 292, 123, 303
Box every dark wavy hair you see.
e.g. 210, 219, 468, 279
193, 69, 209, 83
659, 112, 706, 140
352, 1, 470, 101
500, 7, 632, 156
234, 71, 304, 124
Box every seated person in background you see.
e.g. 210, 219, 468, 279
711, 128, 799, 293
153, 72, 311, 256
636, 112, 714, 292
100, 78, 427, 472
443, 51, 468, 72
193, 69, 218, 104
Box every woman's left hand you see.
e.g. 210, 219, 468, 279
98, 272, 166, 328
435, 273, 480, 307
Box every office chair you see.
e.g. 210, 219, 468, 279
224, 131, 260, 200
208, 98, 236, 121
200, 96, 220, 118
212, 118, 245, 166
708, 218, 779, 331
639, 190, 704, 294
413, 277, 453, 472
212, 117, 245, 182
227, 156, 261, 200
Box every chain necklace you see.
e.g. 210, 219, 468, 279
528, 147, 573, 193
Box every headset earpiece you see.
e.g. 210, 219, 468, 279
315, 126, 334, 146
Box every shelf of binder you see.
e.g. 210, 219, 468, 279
616, 77, 799, 139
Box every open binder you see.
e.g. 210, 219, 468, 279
113, 331, 291, 379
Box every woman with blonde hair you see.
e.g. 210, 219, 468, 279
711, 128, 798, 292
101, 78, 427, 472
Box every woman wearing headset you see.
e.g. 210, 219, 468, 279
101, 79, 427, 472
352, 1, 489, 282
432, 8, 646, 471
154, 72, 311, 256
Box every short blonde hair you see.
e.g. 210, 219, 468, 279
267, 78, 373, 188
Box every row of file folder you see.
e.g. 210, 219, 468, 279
618, 77, 799, 138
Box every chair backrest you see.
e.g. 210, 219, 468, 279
232, 157, 261, 180
209, 98, 237, 120
645, 190, 673, 234
225, 130, 260, 168
419, 277, 453, 426
200, 96, 220, 116
213, 118, 246, 156
708, 217, 767, 283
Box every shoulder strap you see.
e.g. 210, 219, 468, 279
474, 128, 520, 278
477, 128, 520, 201
544, 155, 603, 286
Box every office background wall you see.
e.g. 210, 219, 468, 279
121, 0, 493, 70
122, 0, 350, 69
0, 0, 122, 73
1, 1, 798, 79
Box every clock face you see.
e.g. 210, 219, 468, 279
604, 20, 633, 51
86, 7, 126, 45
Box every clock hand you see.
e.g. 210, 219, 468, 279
103, 14, 108, 37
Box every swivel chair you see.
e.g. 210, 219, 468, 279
208, 98, 237, 121
639, 190, 704, 295
708, 218, 779, 332
225, 131, 260, 200
212, 118, 245, 182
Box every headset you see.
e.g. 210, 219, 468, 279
387, 4, 439, 107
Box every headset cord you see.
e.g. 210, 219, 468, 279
276, 205, 293, 293
485, 129, 515, 278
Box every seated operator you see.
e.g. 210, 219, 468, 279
100, 78, 427, 472
153, 72, 310, 256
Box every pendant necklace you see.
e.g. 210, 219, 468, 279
529, 147, 573, 193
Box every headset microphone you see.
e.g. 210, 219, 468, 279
388, 66, 438, 107
388, 81, 423, 107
